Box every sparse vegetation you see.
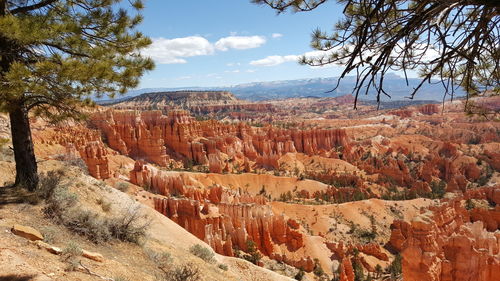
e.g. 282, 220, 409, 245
189, 244, 215, 263
218, 263, 228, 271
240, 240, 262, 265
96, 198, 112, 213
388, 254, 402, 279
465, 199, 476, 210
44, 184, 149, 244
353, 259, 364, 281
145, 248, 173, 273
41, 226, 57, 244
162, 263, 200, 281
313, 258, 325, 277
294, 269, 305, 280
61, 242, 83, 272
430, 180, 446, 199
116, 182, 130, 193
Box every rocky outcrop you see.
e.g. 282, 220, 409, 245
91, 110, 169, 166
93, 109, 349, 172
389, 197, 500, 281
419, 104, 439, 115
153, 196, 311, 270
33, 125, 112, 179
79, 141, 110, 179
130, 161, 313, 271
11, 224, 43, 241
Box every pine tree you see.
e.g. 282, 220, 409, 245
0, 0, 154, 191
252, 0, 499, 107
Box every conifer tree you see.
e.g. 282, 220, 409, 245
252, 0, 499, 107
0, 0, 154, 191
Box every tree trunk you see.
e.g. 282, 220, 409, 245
9, 105, 38, 191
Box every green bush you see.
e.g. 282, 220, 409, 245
353, 260, 364, 281
388, 254, 402, 278
313, 258, 324, 277
189, 244, 215, 263
241, 240, 262, 265
218, 263, 228, 271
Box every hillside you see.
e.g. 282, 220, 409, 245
0, 159, 292, 281
109, 91, 239, 109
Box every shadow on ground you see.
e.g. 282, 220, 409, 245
0, 185, 37, 205
0, 275, 34, 281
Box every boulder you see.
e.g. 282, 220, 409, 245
11, 224, 44, 241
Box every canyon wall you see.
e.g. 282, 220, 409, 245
92, 109, 349, 171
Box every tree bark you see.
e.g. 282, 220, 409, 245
9, 105, 38, 191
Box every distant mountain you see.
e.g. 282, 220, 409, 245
110, 90, 239, 109
97, 74, 464, 104
224, 74, 464, 101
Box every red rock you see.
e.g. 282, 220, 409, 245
92, 109, 350, 172
389, 196, 500, 281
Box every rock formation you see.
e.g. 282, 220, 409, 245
129, 161, 315, 271
389, 193, 500, 281
92, 109, 350, 172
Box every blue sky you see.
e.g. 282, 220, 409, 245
137, 0, 346, 88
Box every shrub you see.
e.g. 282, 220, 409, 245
353, 260, 364, 281
189, 244, 215, 263
242, 240, 262, 265
41, 226, 57, 244
218, 263, 228, 271
145, 248, 173, 272
96, 198, 112, 212
465, 199, 476, 210
163, 263, 200, 281
44, 186, 149, 244
313, 258, 324, 277
43, 187, 78, 220
294, 269, 305, 280
63, 209, 112, 243
388, 254, 402, 278
106, 206, 150, 244
116, 182, 130, 192
64, 158, 89, 175
358, 229, 377, 242
37, 170, 65, 201
62, 242, 82, 271
430, 180, 446, 199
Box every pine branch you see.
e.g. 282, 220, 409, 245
9, 0, 58, 14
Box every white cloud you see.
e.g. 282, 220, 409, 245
224, 70, 240, 73
246, 69, 256, 73
143, 35, 267, 64
215, 36, 266, 51
249, 49, 340, 67
250, 55, 299, 66
142, 36, 214, 64
272, 33, 283, 39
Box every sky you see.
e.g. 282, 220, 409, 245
137, 0, 346, 89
